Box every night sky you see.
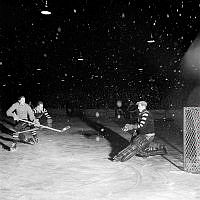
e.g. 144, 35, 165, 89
1, 0, 200, 109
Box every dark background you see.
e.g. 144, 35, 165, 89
0, 0, 200, 111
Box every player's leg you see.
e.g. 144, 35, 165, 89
136, 137, 167, 157
32, 130, 39, 143
142, 142, 167, 157
9, 141, 17, 151
15, 122, 35, 144
0, 137, 17, 151
112, 144, 136, 161
119, 135, 150, 162
112, 135, 148, 162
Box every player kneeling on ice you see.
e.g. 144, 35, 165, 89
112, 101, 167, 162
6, 96, 40, 146
33, 101, 52, 127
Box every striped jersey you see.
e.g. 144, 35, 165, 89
137, 109, 154, 135
33, 107, 51, 119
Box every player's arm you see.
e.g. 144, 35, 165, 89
43, 108, 51, 118
6, 103, 19, 121
122, 112, 149, 132
137, 112, 149, 130
27, 105, 40, 125
44, 108, 53, 123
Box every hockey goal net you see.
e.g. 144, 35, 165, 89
184, 107, 200, 173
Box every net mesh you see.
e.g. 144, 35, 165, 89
184, 107, 200, 173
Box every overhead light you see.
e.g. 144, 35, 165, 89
147, 40, 155, 43
41, 0, 51, 15
147, 34, 155, 43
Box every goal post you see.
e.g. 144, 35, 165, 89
184, 107, 200, 173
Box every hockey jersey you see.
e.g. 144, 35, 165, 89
33, 107, 51, 119
137, 109, 154, 135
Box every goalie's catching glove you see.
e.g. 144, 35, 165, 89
122, 124, 138, 132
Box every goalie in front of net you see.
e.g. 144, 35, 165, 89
112, 100, 167, 162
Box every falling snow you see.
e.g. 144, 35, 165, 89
0, 0, 199, 108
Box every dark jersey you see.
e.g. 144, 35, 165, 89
137, 109, 154, 135
33, 107, 51, 119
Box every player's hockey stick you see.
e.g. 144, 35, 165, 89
16, 127, 40, 134
19, 119, 70, 133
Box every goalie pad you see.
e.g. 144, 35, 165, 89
137, 142, 167, 157
113, 134, 150, 162
132, 134, 150, 149
112, 145, 137, 162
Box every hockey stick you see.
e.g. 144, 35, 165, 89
16, 127, 40, 134
19, 119, 70, 133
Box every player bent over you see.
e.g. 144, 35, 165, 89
6, 96, 40, 147
112, 101, 167, 162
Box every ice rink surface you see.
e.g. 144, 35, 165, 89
0, 115, 200, 200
